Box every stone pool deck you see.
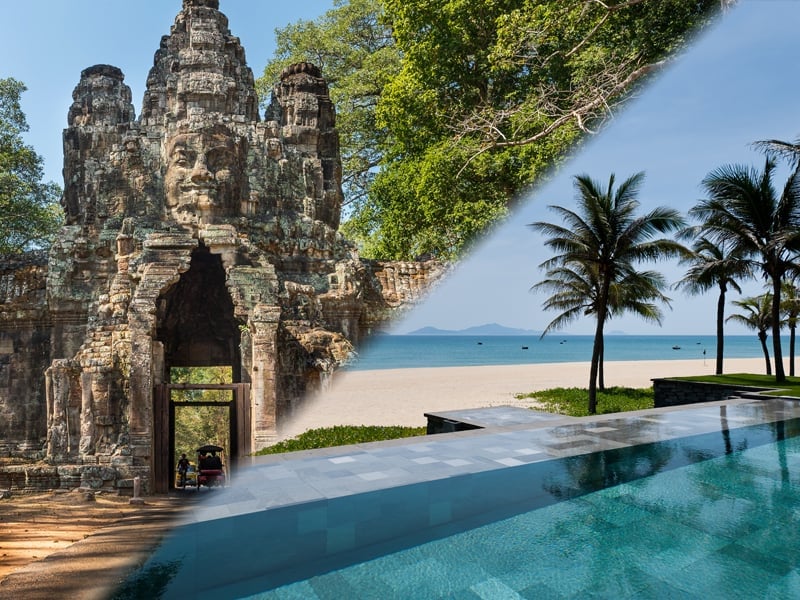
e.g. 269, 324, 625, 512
122, 396, 800, 599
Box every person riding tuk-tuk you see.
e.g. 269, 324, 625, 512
196, 444, 225, 488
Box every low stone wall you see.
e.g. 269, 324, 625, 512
653, 378, 772, 407
0, 464, 135, 495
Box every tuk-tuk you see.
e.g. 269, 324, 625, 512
196, 444, 226, 489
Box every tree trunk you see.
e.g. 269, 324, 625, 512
715, 288, 725, 375
588, 302, 608, 414
588, 324, 602, 415
589, 276, 611, 415
598, 336, 605, 391
791, 324, 796, 377
772, 276, 785, 381
759, 331, 772, 376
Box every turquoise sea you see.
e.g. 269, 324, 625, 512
348, 334, 765, 371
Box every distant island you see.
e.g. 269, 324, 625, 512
406, 323, 541, 336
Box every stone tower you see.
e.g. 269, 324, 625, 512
0, 0, 442, 493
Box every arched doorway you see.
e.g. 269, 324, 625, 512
151, 245, 250, 492
156, 244, 241, 373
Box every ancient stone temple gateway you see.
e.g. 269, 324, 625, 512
0, 0, 442, 493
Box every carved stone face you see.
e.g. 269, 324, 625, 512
266, 137, 283, 160
164, 126, 245, 221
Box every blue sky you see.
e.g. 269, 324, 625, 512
2, 0, 799, 337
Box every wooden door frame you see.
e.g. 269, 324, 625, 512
152, 383, 250, 493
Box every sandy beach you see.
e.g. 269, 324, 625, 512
278, 357, 767, 439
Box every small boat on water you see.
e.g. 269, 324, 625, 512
521, 346, 529, 350
672, 345, 681, 350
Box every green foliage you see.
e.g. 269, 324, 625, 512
259, 0, 724, 260
674, 237, 749, 297
515, 386, 654, 417
363, 0, 724, 259
0, 78, 62, 253
727, 293, 774, 375
170, 366, 232, 384
174, 404, 230, 458
171, 367, 233, 457
348, 141, 513, 258
255, 425, 426, 455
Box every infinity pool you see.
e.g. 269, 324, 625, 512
114, 401, 800, 599
254, 423, 800, 598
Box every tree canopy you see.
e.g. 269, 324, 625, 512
171, 367, 233, 458
0, 78, 61, 254
258, 0, 729, 261
727, 294, 774, 376
673, 236, 750, 374
692, 155, 800, 382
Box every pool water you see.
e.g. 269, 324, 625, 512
252, 432, 800, 599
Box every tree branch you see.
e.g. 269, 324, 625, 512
455, 58, 665, 176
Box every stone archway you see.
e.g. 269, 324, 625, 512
156, 244, 241, 374
151, 245, 248, 492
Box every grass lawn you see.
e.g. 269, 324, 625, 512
514, 386, 655, 417
667, 372, 800, 397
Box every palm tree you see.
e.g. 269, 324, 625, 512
753, 138, 800, 167
673, 236, 750, 375
781, 277, 800, 376
532, 263, 606, 387
752, 138, 800, 378
531, 171, 686, 414
727, 294, 773, 375
532, 262, 670, 390
692, 156, 800, 382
